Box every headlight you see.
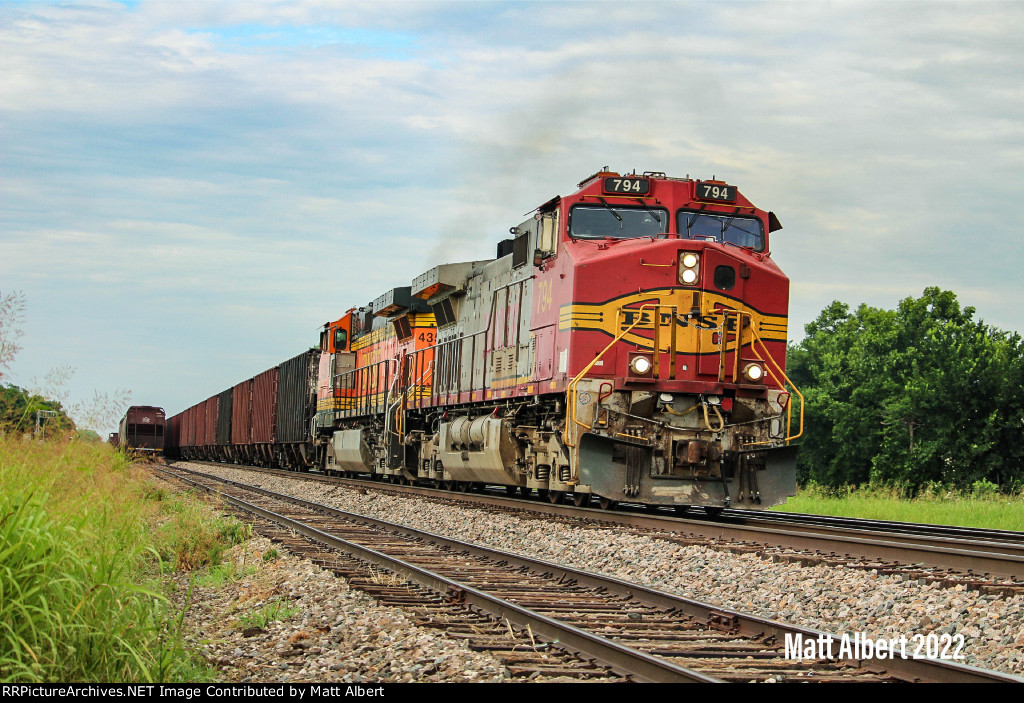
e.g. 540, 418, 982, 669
678, 251, 700, 286
630, 355, 652, 375
742, 362, 765, 382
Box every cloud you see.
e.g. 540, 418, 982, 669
4, 0, 1024, 426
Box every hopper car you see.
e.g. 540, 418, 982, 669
117, 405, 166, 454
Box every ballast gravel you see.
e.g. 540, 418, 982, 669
172, 462, 1024, 679
169, 535, 513, 683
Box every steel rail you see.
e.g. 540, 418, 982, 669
726, 508, 1024, 544
156, 466, 720, 683
156, 464, 1024, 684
181, 460, 1024, 579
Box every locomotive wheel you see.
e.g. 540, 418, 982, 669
443, 480, 456, 491
674, 505, 690, 515
703, 506, 724, 517
519, 486, 531, 498
548, 490, 565, 505
598, 497, 618, 510
536, 489, 549, 501
505, 485, 519, 497
457, 481, 471, 493
572, 493, 590, 508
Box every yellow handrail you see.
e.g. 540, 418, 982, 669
564, 304, 663, 448
747, 325, 804, 442
562, 302, 803, 450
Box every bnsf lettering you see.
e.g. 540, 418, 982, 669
620, 310, 718, 330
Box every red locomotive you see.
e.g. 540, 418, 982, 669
170, 169, 801, 512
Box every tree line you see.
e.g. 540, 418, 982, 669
786, 287, 1024, 491
0, 383, 76, 437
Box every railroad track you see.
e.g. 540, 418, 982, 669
725, 508, 1024, 545
153, 463, 1022, 683
180, 460, 1024, 592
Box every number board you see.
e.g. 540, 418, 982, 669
695, 182, 737, 202
603, 177, 651, 195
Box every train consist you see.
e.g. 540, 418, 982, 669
115, 405, 166, 454
167, 169, 801, 512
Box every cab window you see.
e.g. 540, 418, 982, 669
678, 211, 764, 251
570, 205, 668, 239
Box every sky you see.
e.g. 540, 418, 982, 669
3, 0, 1024, 432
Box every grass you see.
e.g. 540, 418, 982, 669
0, 435, 249, 682
773, 481, 1024, 531
193, 561, 258, 589
150, 489, 251, 571
238, 601, 300, 630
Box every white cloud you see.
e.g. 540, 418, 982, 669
4, 0, 1024, 427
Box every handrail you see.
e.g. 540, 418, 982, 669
564, 304, 661, 448
747, 326, 804, 443
334, 358, 398, 419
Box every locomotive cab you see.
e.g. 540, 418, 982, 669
315, 311, 356, 431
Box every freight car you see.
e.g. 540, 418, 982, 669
168, 350, 317, 468
118, 406, 166, 454
168, 169, 802, 513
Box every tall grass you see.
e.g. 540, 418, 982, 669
774, 481, 1024, 531
0, 436, 209, 682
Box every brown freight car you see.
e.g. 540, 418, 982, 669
230, 378, 253, 460
118, 406, 166, 454
166, 349, 317, 470
250, 366, 278, 464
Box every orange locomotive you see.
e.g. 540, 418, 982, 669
313, 169, 802, 512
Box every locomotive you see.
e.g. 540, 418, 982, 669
168, 169, 801, 512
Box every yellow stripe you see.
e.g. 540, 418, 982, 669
559, 288, 787, 350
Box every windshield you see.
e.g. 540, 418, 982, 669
678, 211, 764, 251
570, 205, 668, 240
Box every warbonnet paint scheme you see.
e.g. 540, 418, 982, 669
168, 170, 802, 513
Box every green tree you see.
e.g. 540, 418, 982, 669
0, 383, 76, 436
789, 288, 1024, 490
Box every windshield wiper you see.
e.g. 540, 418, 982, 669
597, 197, 623, 228
722, 217, 761, 250
685, 205, 707, 232
633, 198, 662, 224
